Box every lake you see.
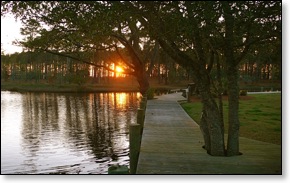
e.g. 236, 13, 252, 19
1, 91, 140, 174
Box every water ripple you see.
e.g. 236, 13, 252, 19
1, 92, 139, 174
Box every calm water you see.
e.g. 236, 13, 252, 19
1, 91, 140, 174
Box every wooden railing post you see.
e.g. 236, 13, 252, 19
137, 108, 145, 134
142, 96, 147, 105
129, 123, 141, 174
139, 101, 146, 110
129, 96, 147, 174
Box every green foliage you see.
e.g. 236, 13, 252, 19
146, 88, 155, 100
240, 90, 247, 96
64, 72, 87, 86
1, 1, 281, 85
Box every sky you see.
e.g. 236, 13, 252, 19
1, 14, 24, 54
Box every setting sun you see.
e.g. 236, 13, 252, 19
115, 66, 125, 77
115, 66, 123, 73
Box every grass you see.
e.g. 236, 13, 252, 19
1, 79, 140, 93
181, 93, 281, 145
1, 77, 189, 93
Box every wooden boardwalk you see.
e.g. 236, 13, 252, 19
136, 92, 281, 174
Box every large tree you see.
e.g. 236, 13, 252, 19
125, 1, 281, 156
1, 1, 281, 156
1, 1, 154, 95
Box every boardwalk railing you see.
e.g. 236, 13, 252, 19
129, 96, 147, 174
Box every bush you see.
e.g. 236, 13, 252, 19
146, 88, 155, 100
240, 90, 248, 96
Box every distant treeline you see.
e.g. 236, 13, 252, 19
1, 49, 281, 85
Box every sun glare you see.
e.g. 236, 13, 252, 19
116, 66, 123, 74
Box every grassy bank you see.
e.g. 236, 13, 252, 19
1, 80, 141, 93
181, 93, 281, 145
1, 78, 189, 93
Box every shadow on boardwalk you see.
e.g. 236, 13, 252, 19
136, 92, 281, 174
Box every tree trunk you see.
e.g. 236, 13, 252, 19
113, 33, 150, 96
223, 1, 241, 156
226, 65, 240, 156
158, 38, 225, 156
200, 94, 225, 156
135, 69, 150, 96
197, 74, 225, 156
200, 107, 211, 152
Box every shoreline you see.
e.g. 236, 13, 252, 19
1, 83, 140, 93
0, 81, 183, 94
1, 80, 281, 94
0, 88, 140, 93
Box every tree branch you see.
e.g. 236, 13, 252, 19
40, 49, 117, 73
114, 45, 136, 70
110, 34, 143, 67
